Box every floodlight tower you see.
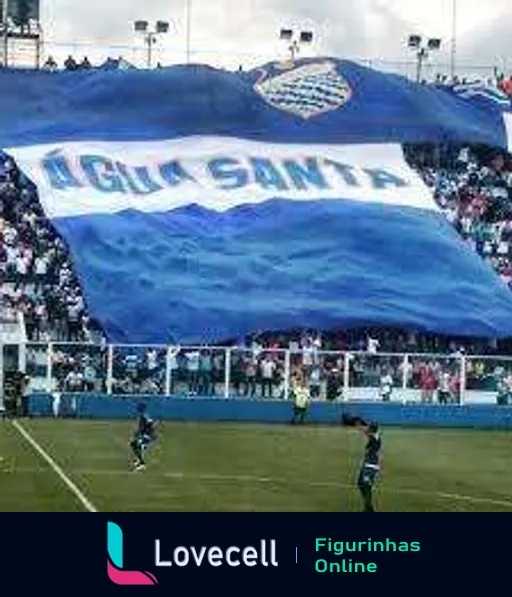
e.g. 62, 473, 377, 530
407, 34, 442, 83
134, 19, 170, 69
279, 28, 314, 66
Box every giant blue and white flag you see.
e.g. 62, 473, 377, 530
1, 58, 512, 343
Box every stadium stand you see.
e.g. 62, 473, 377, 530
0, 153, 102, 343
405, 143, 512, 292
1, 59, 512, 406
2, 136, 512, 405
1, 141, 511, 352
33, 52, 512, 93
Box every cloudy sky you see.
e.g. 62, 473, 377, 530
36, 0, 512, 75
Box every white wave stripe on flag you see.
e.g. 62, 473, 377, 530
7, 136, 437, 219
505, 112, 512, 154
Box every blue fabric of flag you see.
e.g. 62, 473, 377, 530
0, 58, 511, 343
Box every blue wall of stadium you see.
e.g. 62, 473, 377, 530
27, 393, 512, 429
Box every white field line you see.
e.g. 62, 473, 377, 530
2, 460, 511, 509
10, 420, 98, 512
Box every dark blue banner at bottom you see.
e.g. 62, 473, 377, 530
0, 514, 506, 593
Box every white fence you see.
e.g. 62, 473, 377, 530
1, 342, 511, 405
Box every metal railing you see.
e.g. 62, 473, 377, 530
2, 341, 512, 405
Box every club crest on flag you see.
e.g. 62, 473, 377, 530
253, 60, 352, 119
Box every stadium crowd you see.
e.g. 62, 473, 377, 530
37, 54, 512, 96
26, 337, 512, 404
2, 93, 512, 402
0, 153, 101, 342
430, 73, 512, 97
405, 143, 512, 291
2, 141, 512, 353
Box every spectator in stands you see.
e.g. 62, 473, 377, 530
168, 347, 180, 394
64, 55, 78, 71
230, 353, 244, 396
43, 56, 58, 72
405, 143, 512, 297
64, 367, 84, 392
80, 57, 92, 69
244, 356, 257, 397
498, 75, 512, 97
496, 373, 512, 405
260, 355, 276, 398
379, 369, 393, 402
145, 348, 157, 376
419, 362, 437, 403
367, 336, 380, 354
302, 339, 315, 370
309, 364, 322, 399
140, 377, 160, 394
83, 359, 97, 392
198, 350, 213, 395
186, 349, 200, 395
325, 366, 342, 401
0, 154, 100, 345
438, 370, 452, 404
449, 372, 461, 404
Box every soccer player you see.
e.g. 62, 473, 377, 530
341, 414, 382, 512
3, 370, 29, 417
290, 374, 310, 424
356, 420, 381, 512
129, 403, 157, 471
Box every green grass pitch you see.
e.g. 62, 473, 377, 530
0, 418, 511, 512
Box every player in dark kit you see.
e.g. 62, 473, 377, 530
129, 403, 157, 471
342, 414, 382, 512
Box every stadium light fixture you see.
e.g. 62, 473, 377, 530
407, 33, 442, 83
408, 35, 421, 49
134, 20, 148, 33
134, 19, 170, 69
427, 38, 441, 51
299, 31, 313, 44
156, 21, 169, 34
279, 28, 314, 66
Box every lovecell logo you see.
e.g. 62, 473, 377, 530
107, 522, 158, 585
